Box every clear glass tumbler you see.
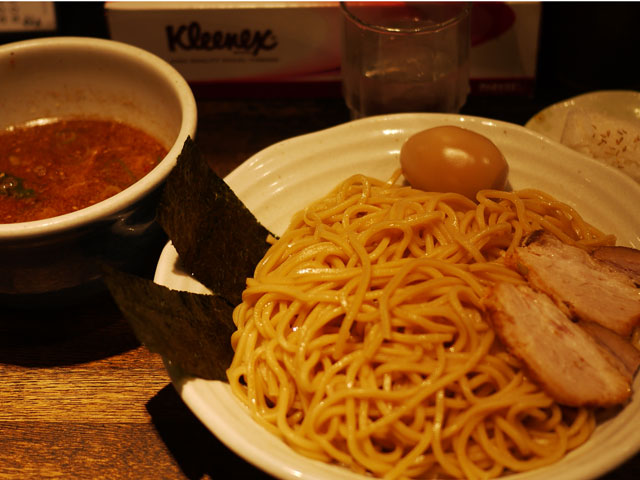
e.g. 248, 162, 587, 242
341, 2, 471, 118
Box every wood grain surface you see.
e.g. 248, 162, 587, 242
1, 96, 638, 480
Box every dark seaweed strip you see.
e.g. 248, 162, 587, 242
156, 137, 273, 306
103, 264, 235, 381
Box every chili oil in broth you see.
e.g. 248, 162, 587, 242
0, 119, 168, 223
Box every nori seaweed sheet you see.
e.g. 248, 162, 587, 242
103, 265, 235, 381
105, 137, 279, 381
156, 137, 273, 307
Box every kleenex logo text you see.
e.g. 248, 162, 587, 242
166, 22, 278, 55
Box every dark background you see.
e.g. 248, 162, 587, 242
2, 1, 638, 125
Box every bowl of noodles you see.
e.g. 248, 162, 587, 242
154, 113, 640, 480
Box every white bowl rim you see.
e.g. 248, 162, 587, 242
0, 36, 197, 240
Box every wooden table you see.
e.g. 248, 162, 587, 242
2, 95, 639, 479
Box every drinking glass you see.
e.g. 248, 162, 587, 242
340, 1, 471, 118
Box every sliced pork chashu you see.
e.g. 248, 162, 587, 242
593, 245, 640, 285
485, 282, 631, 407
508, 232, 640, 336
580, 321, 640, 380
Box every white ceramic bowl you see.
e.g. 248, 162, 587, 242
155, 113, 640, 480
0, 36, 197, 306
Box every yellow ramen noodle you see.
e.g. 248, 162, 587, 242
227, 173, 614, 480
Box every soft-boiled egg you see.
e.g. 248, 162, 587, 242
400, 125, 509, 199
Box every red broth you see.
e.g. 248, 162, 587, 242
0, 119, 168, 223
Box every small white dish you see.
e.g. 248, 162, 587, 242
155, 113, 640, 480
524, 90, 640, 142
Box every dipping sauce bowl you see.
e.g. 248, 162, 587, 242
0, 37, 197, 306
